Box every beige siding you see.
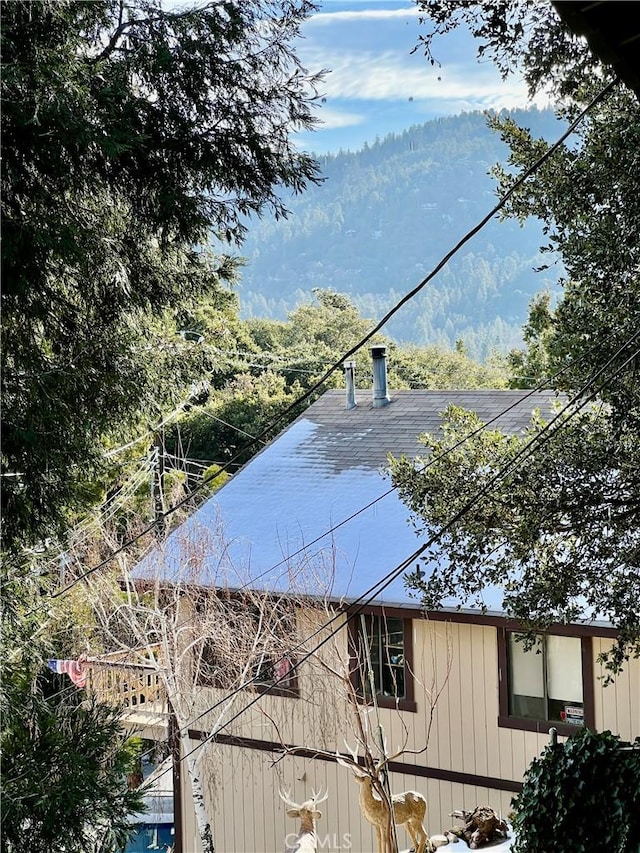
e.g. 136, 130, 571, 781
181, 743, 378, 853
180, 745, 520, 853
178, 612, 640, 852
592, 636, 640, 742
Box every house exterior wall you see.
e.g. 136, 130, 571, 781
178, 612, 640, 853
592, 635, 640, 742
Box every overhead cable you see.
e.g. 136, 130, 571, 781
26, 76, 620, 612
158, 328, 640, 754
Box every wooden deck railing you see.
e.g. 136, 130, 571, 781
88, 651, 167, 713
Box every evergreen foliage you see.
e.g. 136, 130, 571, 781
1, 0, 322, 555
165, 290, 507, 468
1, 577, 145, 853
1, 684, 145, 853
511, 729, 640, 853
0, 1, 322, 844
392, 1, 640, 674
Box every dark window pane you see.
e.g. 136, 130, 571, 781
355, 615, 407, 701
381, 664, 405, 699
510, 693, 546, 720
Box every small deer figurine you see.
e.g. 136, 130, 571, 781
336, 746, 430, 853
279, 786, 329, 853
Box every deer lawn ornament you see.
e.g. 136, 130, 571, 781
279, 786, 329, 853
336, 749, 430, 853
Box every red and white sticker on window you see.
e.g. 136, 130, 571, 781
561, 705, 584, 725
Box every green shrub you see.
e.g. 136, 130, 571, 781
511, 728, 640, 853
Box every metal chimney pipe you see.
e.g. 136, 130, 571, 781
370, 345, 390, 407
343, 359, 357, 409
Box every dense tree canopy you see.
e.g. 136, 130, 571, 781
165, 290, 507, 468
237, 106, 564, 359
511, 728, 640, 852
1, 0, 322, 556
392, 1, 640, 673
0, 1, 323, 843
1, 675, 144, 853
0, 576, 146, 853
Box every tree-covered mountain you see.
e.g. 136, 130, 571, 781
234, 107, 565, 361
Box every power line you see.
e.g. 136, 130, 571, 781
14, 74, 628, 811
104, 398, 191, 459
2, 395, 193, 574
67, 362, 591, 746
61, 325, 639, 795
203, 351, 326, 377
203, 345, 330, 367
28, 342, 640, 800
4, 331, 606, 600
65, 338, 617, 736
162, 454, 225, 472
68, 364, 591, 711
157, 329, 640, 762
209, 77, 620, 456
128, 334, 611, 610
193, 409, 267, 445
146, 75, 622, 522
26, 77, 619, 613
14, 454, 157, 584
175, 361, 639, 773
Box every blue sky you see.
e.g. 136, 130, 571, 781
294, 0, 551, 154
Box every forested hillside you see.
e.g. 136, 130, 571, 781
235, 107, 565, 360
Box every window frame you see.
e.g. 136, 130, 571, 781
196, 594, 299, 698
348, 607, 417, 713
497, 626, 594, 736
251, 650, 299, 698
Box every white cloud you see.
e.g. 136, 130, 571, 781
294, 1, 554, 151
312, 105, 366, 129
302, 44, 531, 106
306, 6, 421, 26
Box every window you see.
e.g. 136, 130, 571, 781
251, 649, 297, 696
498, 629, 594, 734
196, 595, 298, 697
199, 642, 297, 696
350, 611, 416, 712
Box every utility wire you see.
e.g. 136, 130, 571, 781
72, 327, 640, 785
194, 409, 267, 445
46, 327, 640, 778
163, 329, 640, 757
31, 362, 562, 604
25, 77, 619, 612
17, 454, 157, 583
25, 328, 606, 605
166, 333, 607, 602
203, 345, 332, 368
142, 75, 622, 520
196, 78, 620, 455
104, 397, 192, 459
163, 455, 220, 473
72, 344, 593, 710
204, 352, 324, 377
75, 352, 588, 738
20, 73, 627, 788
175, 344, 640, 773
3, 396, 191, 578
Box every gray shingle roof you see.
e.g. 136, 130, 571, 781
286, 389, 562, 473
137, 388, 564, 612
